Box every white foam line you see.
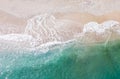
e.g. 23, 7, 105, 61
0, 34, 34, 42
27, 39, 76, 52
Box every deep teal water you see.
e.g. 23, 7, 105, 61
0, 40, 120, 79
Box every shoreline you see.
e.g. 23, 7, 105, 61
0, 10, 120, 48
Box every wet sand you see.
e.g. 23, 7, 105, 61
54, 11, 120, 24
0, 10, 120, 32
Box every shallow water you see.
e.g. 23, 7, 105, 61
0, 40, 120, 79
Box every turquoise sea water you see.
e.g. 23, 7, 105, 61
0, 40, 120, 79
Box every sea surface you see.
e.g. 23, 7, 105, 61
0, 40, 120, 79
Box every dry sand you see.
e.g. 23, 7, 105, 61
0, 0, 120, 17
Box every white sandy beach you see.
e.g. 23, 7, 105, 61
0, 0, 120, 48
0, 0, 120, 17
